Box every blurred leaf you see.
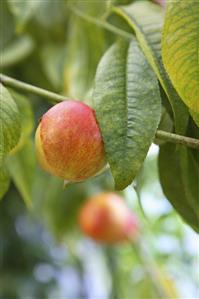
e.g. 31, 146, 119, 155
43, 170, 114, 240
162, 0, 199, 124
7, 0, 42, 31
64, 3, 106, 98
34, 0, 67, 30
0, 1, 15, 51
113, 0, 189, 134
158, 143, 199, 232
93, 39, 161, 190
9, 90, 34, 154
136, 277, 157, 298
0, 165, 10, 200
40, 44, 67, 91
0, 35, 34, 68
0, 84, 21, 166
43, 177, 87, 240
6, 140, 36, 207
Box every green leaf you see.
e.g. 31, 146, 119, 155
9, 90, 34, 154
113, 0, 189, 134
6, 140, 36, 207
7, 0, 42, 31
158, 143, 199, 232
0, 35, 34, 68
93, 39, 161, 190
0, 84, 21, 166
162, 0, 199, 119
0, 165, 10, 200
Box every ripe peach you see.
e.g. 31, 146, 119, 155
79, 192, 139, 244
35, 100, 106, 181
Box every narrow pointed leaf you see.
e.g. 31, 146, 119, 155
93, 39, 161, 190
162, 0, 199, 123
113, 0, 188, 134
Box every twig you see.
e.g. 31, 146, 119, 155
0, 73, 68, 103
155, 130, 199, 150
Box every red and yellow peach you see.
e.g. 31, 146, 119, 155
79, 192, 139, 244
35, 100, 106, 182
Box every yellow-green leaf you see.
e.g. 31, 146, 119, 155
162, 0, 199, 119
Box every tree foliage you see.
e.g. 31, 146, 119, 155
0, 1, 199, 296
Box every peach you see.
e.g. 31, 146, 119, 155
35, 100, 106, 181
79, 192, 139, 244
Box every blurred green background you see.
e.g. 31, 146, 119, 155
0, 1, 198, 298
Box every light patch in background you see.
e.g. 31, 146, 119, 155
78, 240, 111, 299
147, 143, 159, 157
33, 263, 54, 283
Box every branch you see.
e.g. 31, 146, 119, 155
1, 73, 199, 150
0, 73, 67, 103
155, 130, 199, 150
